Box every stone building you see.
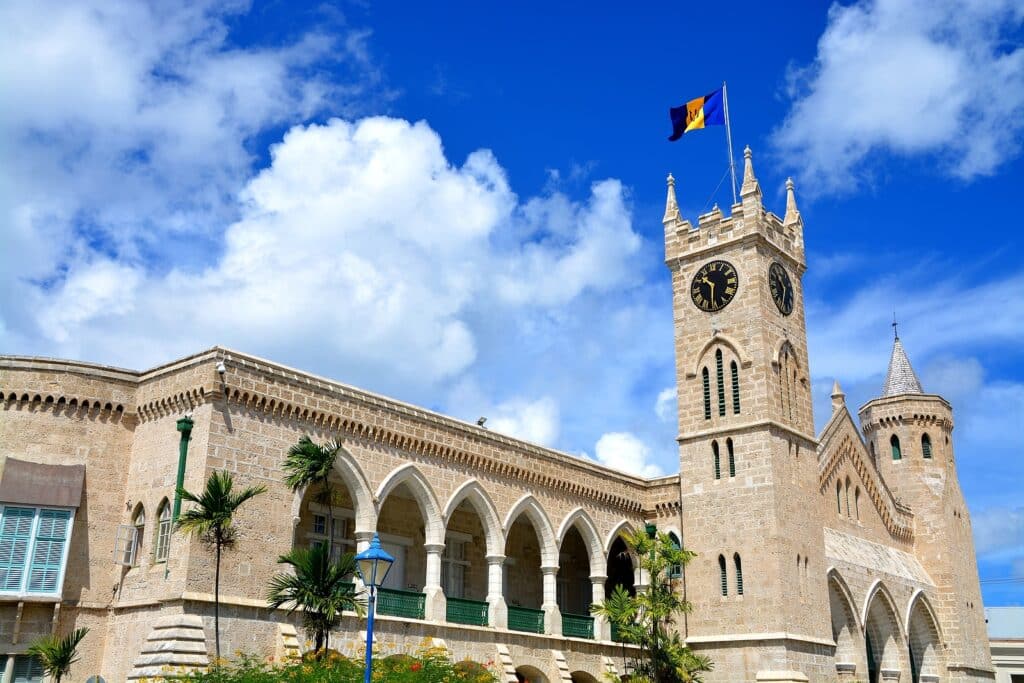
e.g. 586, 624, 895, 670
0, 149, 994, 682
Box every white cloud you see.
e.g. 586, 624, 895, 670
972, 506, 1024, 560
487, 397, 560, 446
773, 0, 1024, 193
592, 432, 665, 478
655, 387, 677, 422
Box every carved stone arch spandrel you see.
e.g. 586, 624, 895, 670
375, 463, 445, 546
442, 479, 504, 556
503, 494, 559, 567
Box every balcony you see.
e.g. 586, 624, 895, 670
377, 588, 425, 620
561, 612, 594, 639
507, 606, 545, 634
445, 597, 488, 626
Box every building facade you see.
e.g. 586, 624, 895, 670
0, 149, 994, 682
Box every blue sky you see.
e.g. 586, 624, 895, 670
2, 0, 1022, 604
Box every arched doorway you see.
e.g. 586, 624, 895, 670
907, 593, 943, 682
864, 584, 906, 683
828, 571, 865, 679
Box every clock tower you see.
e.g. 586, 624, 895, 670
665, 148, 831, 681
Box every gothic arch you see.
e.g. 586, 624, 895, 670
376, 464, 445, 546
690, 333, 749, 378
288, 446, 376, 533
604, 519, 638, 554
503, 494, 558, 567
442, 479, 504, 556
863, 580, 908, 679
827, 568, 866, 676
906, 591, 944, 682
556, 507, 606, 574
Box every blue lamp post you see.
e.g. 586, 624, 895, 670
355, 533, 394, 683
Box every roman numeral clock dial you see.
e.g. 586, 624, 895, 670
690, 260, 738, 312
768, 261, 794, 316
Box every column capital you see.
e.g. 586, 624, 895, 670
540, 564, 560, 576
485, 554, 506, 565
589, 574, 608, 583
423, 543, 445, 554
354, 530, 375, 542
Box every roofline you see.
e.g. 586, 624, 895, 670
857, 392, 952, 414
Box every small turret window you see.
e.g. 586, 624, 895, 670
668, 532, 682, 578
731, 361, 741, 414
716, 350, 726, 417
890, 434, 902, 461
718, 554, 728, 596
702, 367, 711, 420
154, 500, 171, 562
836, 481, 842, 514
734, 554, 744, 595
727, 438, 736, 478
921, 433, 932, 459
712, 441, 721, 480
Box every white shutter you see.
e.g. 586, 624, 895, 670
114, 524, 138, 566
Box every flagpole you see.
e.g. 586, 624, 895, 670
722, 81, 738, 205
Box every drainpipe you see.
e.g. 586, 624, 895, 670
166, 416, 194, 580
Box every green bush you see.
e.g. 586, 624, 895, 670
170, 645, 498, 683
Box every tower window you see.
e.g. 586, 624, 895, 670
154, 500, 171, 563
727, 438, 736, 478
731, 361, 740, 414
836, 481, 842, 514
668, 532, 682, 578
922, 433, 932, 459
854, 487, 861, 520
844, 477, 851, 517
716, 350, 726, 417
718, 554, 727, 596
702, 367, 711, 420
712, 441, 721, 480
734, 554, 743, 595
890, 434, 902, 461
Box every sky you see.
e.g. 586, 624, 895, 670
1, 0, 1022, 605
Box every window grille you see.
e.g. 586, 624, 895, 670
734, 554, 744, 595
113, 524, 138, 566
154, 502, 171, 563
718, 555, 727, 596
890, 434, 902, 461
921, 434, 932, 459
712, 441, 721, 480
731, 361, 740, 414
727, 439, 736, 478
702, 367, 711, 420
716, 350, 726, 416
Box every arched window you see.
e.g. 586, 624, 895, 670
854, 487, 861, 520
730, 361, 740, 414
131, 505, 146, 566
668, 532, 682, 578
727, 438, 736, 478
734, 554, 744, 595
715, 350, 726, 417
712, 441, 721, 480
921, 433, 932, 459
890, 434, 902, 461
154, 500, 172, 563
718, 555, 728, 596
844, 477, 852, 516
870, 441, 876, 463
702, 367, 711, 420
836, 481, 842, 514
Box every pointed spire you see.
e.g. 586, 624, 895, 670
740, 145, 761, 198
784, 177, 801, 226
882, 336, 924, 397
831, 379, 846, 412
663, 172, 679, 222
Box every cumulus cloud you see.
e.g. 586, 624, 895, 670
972, 507, 1024, 560
773, 0, 1024, 193
591, 432, 665, 478
487, 397, 560, 446
655, 387, 677, 422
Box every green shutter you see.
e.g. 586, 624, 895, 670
891, 435, 902, 461
727, 439, 736, 478
702, 368, 711, 420
734, 555, 744, 595
712, 441, 720, 480
731, 361, 740, 414
716, 350, 726, 416
27, 509, 70, 593
922, 434, 932, 459
0, 507, 35, 592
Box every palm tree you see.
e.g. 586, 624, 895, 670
26, 627, 88, 683
284, 436, 343, 555
267, 540, 364, 653
177, 470, 266, 661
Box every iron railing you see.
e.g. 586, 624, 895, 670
446, 597, 489, 626
507, 606, 545, 634
377, 587, 425, 620
561, 612, 594, 639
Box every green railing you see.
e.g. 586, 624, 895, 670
446, 597, 489, 626
562, 612, 594, 639
377, 588, 425, 619
508, 606, 545, 634
340, 581, 356, 596
611, 622, 623, 642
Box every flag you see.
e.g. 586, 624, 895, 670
668, 88, 725, 141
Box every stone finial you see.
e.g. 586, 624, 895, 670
663, 172, 680, 223
740, 145, 761, 198
831, 379, 846, 412
784, 177, 802, 226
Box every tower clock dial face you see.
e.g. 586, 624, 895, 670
768, 261, 794, 316
690, 260, 738, 312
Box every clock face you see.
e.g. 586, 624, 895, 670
690, 260, 738, 312
768, 261, 794, 316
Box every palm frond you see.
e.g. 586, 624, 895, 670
26, 627, 88, 682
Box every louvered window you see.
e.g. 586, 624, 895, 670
154, 501, 171, 563
716, 350, 726, 416
890, 434, 902, 461
718, 555, 727, 596
727, 439, 736, 478
734, 554, 744, 595
921, 434, 932, 459
12, 655, 44, 683
668, 533, 682, 578
702, 368, 711, 420
731, 361, 740, 414
712, 441, 721, 480
0, 506, 73, 597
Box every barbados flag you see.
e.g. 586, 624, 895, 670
668, 88, 726, 141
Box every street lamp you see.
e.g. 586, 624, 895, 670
355, 533, 394, 683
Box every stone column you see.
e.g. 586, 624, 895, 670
1, 655, 14, 683
423, 543, 447, 622
590, 574, 609, 640
352, 530, 374, 594
486, 554, 508, 629
541, 565, 562, 636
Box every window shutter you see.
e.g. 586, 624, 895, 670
712, 441, 721, 480
12, 655, 44, 683
734, 554, 744, 595
702, 368, 711, 420
28, 509, 70, 593
718, 555, 727, 596
0, 507, 35, 591
727, 439, 736, 478
891, 435, 902, 461
716, 350, 726, 416
113, 524, 138, 566
922, 434, 932, 459
731, 361, 740, 414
